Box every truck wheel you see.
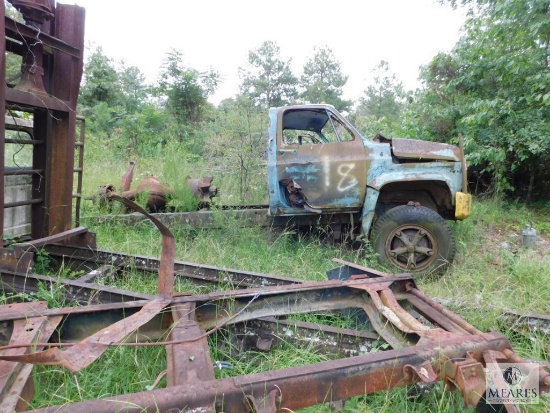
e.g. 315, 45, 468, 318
371, 205, 456, 274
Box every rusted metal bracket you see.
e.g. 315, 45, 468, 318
166, 303, 215, 385
440, 353, 487, 407
482, 350, 521, 413
244, 387, 281, 413
187, 176, 218, 205
403, 360, 438, 384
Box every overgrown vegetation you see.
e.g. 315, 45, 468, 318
20, 194, 548, 412
4, 0, 549, 411
75, 0, 550, 203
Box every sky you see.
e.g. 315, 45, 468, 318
70, 0, 467, 106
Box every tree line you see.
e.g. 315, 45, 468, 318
77, 0, 549, 202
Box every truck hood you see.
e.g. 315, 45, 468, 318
389, 138, 462, 162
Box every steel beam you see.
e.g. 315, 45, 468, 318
0, 2, 5, 241
43, 243, 302, 287
24, 333, 513, 413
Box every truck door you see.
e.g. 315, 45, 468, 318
275, 107, 368, 212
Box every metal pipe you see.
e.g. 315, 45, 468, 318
406, 283, 482, 335
4, 138, 44, 144
3, 198, 43, 208
3, 168, 44, 176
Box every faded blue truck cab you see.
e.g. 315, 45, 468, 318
267, 104, 471, 273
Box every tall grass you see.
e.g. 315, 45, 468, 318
29, 147, 548, 411
33, 195, 550, 413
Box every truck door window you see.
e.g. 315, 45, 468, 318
282, 109, 354, 145
321, 113, 354, 143
283, 129, 324, 145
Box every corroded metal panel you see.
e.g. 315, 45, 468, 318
0, 1, 5, 240
3, 1, 85, 239
391, 137, 462, 161
269, 105, 369, 215
0, 301, 62, 412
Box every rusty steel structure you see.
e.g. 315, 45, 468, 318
1, 2, 549, 413
1, 196, 549, 412
1, 0, 84, 242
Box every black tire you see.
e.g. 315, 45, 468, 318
371, 205, 456, 274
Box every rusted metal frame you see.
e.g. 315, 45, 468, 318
0, 269, 155, 304
166, 302, 215, 386
405, 295, 471, 335
406, 283, 483, 335
5, 90, 72, 111
2, 264, 545, 412
0, 226, 96, 273
4, 198, 43, 208
481, 350, 521, 413
228, 316, 379, 357
30, 109, 49, 239
502, 349, 550, 393
42, 243, 303, 288
0, 2, 6, 241
22, 332, 513, 413
0, 298, 170, 372
499, 311, 550, 335
189, 277, 412, 331
4, 17, 81, 58
73, 116, 85, 227
360, 298, 412, 349
0, 301, 63, 412
3, 168, 44, 175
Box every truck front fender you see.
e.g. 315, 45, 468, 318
358, 168, 461, 240
368, 171, 458, 194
